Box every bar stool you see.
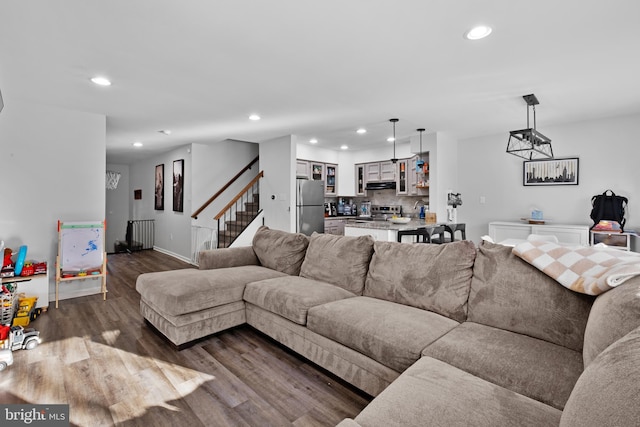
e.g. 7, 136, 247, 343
426, 225, 446, 244
397, 228, 430, 243
432, 223, 466, 243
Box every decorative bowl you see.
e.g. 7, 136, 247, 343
388, 217, 412, 224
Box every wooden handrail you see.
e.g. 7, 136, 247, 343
191, 155, 259, 219
214, 171, 263, 220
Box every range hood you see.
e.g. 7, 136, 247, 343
366, 181, 396, 190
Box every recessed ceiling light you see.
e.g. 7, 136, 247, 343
309, 138, 318, 144
387, 137, 395, 143
91, 76, 112, 86
133, 141, 143, 147
340, 145, 349, 150
464, 25, 492, 40
356, 128, 367, 134
249, 114, 261, 121
158, 129, 172, 135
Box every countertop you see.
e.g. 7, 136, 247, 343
324, 216, 357, 220
344, 219, 440, 231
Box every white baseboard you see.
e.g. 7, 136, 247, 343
153, 246, 192, 264
50, 277, 104, 302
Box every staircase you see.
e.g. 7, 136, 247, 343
218, 193, 260, 248
191, 158, 263, 254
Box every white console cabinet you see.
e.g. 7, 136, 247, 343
488, 221, 590, 245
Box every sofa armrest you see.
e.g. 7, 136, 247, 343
198, 246, 260, 270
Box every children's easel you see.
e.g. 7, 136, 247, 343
55, 220, 107, 308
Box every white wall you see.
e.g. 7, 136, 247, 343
261, 135, 296, 232
0, 99, 106, 300
422, 132, 458, 223
191, 139, 259, 231
458, 113, 640, 244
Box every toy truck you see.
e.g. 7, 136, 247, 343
0, 348, 13, 371
12, 296, 41, 327
0, 325, 40, 351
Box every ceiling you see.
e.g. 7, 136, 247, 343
1, 1, 639, 164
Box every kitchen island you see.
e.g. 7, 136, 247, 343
344, 219, 441, 242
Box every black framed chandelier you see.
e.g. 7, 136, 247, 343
506, 94, 553, 160
389, 118, 399, 163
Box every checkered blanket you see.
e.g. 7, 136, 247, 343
512, 240, 640, 295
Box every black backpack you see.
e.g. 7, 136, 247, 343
590, 190, 628, 231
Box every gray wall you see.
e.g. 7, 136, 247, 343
458, 113, 640, 243
260, 135, 296, 232
126, 139, 259, 260
105, 163, 130, 252
0, 99, 106, 299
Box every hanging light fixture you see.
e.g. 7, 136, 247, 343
416, 128, 425, 170
389, 118, 399, 163
506, 94, 553, 160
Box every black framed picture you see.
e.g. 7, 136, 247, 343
523, 157, 579, 186
154, 164, 164, 210
173, 159, 184, 212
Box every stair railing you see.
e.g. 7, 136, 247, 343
215, 171, 263, 248
191, 155, 259, 220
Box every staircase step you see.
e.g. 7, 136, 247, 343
245, 201, 259, 211
236, 211, 258, 221
225, 220, 249, 232
218, 230, 239, 248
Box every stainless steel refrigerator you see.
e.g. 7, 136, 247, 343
296, 179, 325, 236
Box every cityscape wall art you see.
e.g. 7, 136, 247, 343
523, 157, 579, 186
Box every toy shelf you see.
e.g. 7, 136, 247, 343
2, 274, 49, 310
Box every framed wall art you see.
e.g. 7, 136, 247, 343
154, 164, 164, 210
523, 157, 579, 186
173, 159, 184, 212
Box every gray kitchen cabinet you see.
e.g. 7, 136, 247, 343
355, 163, 367, 196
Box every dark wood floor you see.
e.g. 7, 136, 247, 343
0, 250, 370, 426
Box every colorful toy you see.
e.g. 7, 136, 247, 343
14, 245, 27, 276
0, 348, 13, 371
1, 247, 14, 278
0, 326, 40, 351
20, 261, 35, 277
12, 296, 41, 327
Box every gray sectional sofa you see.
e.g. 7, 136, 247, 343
136, 226, 640, 426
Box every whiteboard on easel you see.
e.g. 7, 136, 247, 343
59, 221, 105, 272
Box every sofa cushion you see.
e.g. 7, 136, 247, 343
353, 356, 561, 427
136, 266, 287, 316
560, 325, 640, 427
300, 233, 374, 294
582, 276, 640, 367
307, 296, 459, 373
252, 226, 309, 275
198, 245, 259, 270
467, 241, 594, 351
243, 276, 356, 325
422, 321, 583, 410
363, 240, 476, 323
